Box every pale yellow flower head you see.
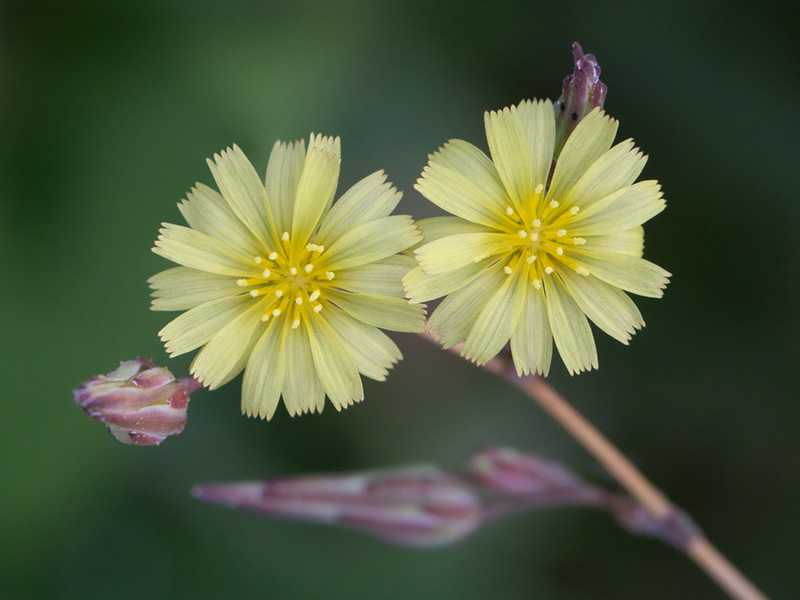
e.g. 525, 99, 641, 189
404, 100, 670, 375
150, 135, 424, 418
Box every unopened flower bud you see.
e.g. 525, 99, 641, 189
553, 42, 608, 158
193, 467, 482, 547
467, 447, 584, 495
73, 357, 201, 446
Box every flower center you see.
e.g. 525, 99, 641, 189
236, 232, 334, 329
502, 186, 589, 290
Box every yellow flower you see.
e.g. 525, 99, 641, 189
404, 101, 669, 375
150, 135, 424, 418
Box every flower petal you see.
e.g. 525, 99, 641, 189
570, 253, 670, 298
291, 135, 341, 246
559, 268, 644, 344
190, 301, 268, 389
414, 232, 512, 275
153, 223, 255, 277
159, 295, 251, 356
544, 274, 598, 375
242, 320, 286, 419
484, 106, 534, 213
426, 263, 506, 348
559, 138, 648, 212
568, 181, 665, 237
462, 262, 528, 365
415, 216, 493, 244
403, 262, 485, 304
516, 98, 555, 189
282, 325, 326, 416
265, 139, 306, 237
415, 140, 513, 229
335, 255, 416, 299
583, 227, 644, 257
178, 183, 264, 259
207, 145, 276, 248
326, 290, 425, 333
149, 267, 242, 311
322, 306, 402, 381
321, 215, 421, 272
305, 311, 363, 411
316, 170, 401, 243
510, 286, 553, 377
547, 109, 618, 204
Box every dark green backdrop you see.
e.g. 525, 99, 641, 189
2, 1, 797, 598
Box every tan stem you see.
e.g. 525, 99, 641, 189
433, 337, 768, 600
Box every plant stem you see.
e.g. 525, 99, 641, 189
435, 338, 768, 600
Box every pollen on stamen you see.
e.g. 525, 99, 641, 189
526, 255, 537, 264
295, 297, 303, 305
573, 237, 586, 245
549, 200, 559, 209
316, 245, 324, 253
281, 232, 290, 242
261, 268, 271, 278
309, 290, 321, 302
532, 219, 542, 228
503, 266, 513, 275
289, 267, 298, 276
557, 229, 567, 237
517, 230, 527, 239
268, 252, 278, 261
506, 206, 514, 216
556, 247, 564, 256
304, 264, 314, 273
272, 308, 282, 317
576, 267, 590, 276
292, 319, 301, 329
249, 290, 259, 298
260, 314, 270, 322
236, 279, 248, 287
530, 232, 539, 241
532, 279, 542, 289
305, 244, 318, 252
313, 304, 323, 313
275, 290, 283, 298
545, 266, 554, 275
570, 206, 580, 215
534, 183, 544, 195
254, 256, 262, 264
325, 271, 335, 280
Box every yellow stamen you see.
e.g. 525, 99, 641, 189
249, 289, 259, 297
305, 244, 318, 252
556, 247, 564, 256
316, 245, 324, 253
309, 290, 321, 302
254, 256, 262, 264
281, 232, 290, 242
545, 266, 554, 275
261, 268, 271, 278
237, 279, 248, 287
534, 183, 544, 195
268, 252, 278, 261
576, 267, 590, 276
530, 232, 539, 241
570, 206, 580, 215
573, 237, 586, 245
506, 206, 514, 216
313, 304, 323, 313
292, 319, 301, 329
289, 267, 298, 276
549, 200, 559, 209
261, 314, 270, 322
557, 229, 567, 237
304, 264, 313, 273
532, 219, 542, 228
295, 297, 303, 305
526, 255, 537, 264
518, 230, 527, 239
532, 279, 542, 289
275, 290, 283, 298
272, 308, 282, 317
504, 266, 513, 275
325, 271, 335, 280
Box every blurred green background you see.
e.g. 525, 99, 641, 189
2, 0, 798, 598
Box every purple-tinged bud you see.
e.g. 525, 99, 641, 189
192, 467, 482, 547
553, 42, 608, 158
467, 448, 584, 495
73, 358, 201, 446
